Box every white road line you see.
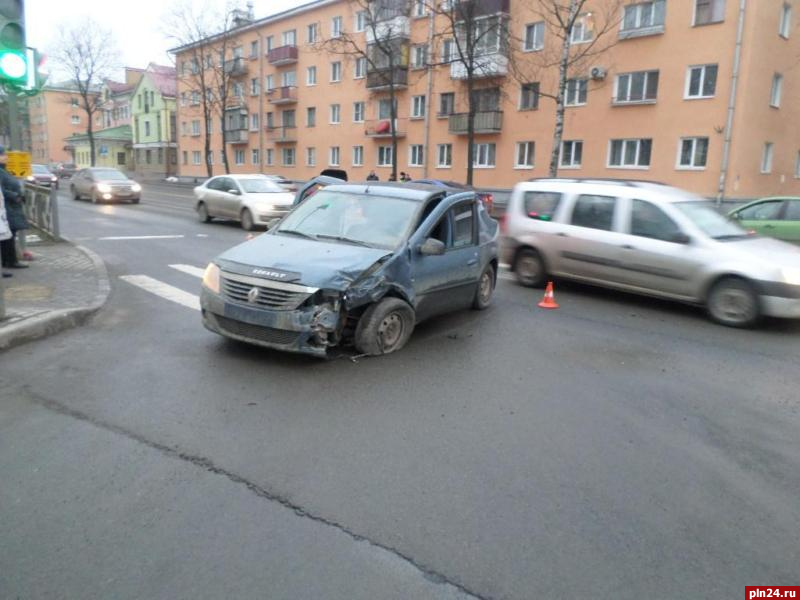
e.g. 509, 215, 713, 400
120, 275, 200, 311
98, 235, 186, 241
498, 273, 515, 282
169, 264, 205, 278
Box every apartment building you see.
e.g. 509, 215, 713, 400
172, 0, 800, 199
131, 64, 178, 177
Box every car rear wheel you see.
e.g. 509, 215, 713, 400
240, 208, 254, 231
707, 277, 760, 328
355, 298, 415, 356
197, 202, 211, 223
514, 248, 546, 288
472, 264, 495, 310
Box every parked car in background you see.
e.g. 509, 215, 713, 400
52, 162, 77, 179
200, 183, 498, 357
27, 164, 59, 189
263, 174, 298, 193
412, 179, 494, 215
728, 197, 800, 243
195, 174, 295, 230
501, 178, 800, 327
70, 167, 141, 204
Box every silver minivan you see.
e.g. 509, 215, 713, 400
501, 179, 800, 327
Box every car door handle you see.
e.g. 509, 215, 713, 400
763, 224, 775, 229
467, 258, 478, 266
556, 232, 568, 237
621, 244, 635, 250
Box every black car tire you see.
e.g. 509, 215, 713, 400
91, 190, 99, 204
71, 186, 80, 201
706, 277, 761, 328
130, 197, 140, 204
197, 202, 212, 223
472, 264, 496, 310
355, 298, 415, 356
514, 248, 547, 288
240, 208, 255, 231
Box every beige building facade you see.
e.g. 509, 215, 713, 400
173, 0, 800, 199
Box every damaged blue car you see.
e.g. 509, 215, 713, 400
200, 183, 499, 357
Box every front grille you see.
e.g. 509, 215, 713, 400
221, 274, 313, 310
111, 185, 132, 193
214, 314, 301, 346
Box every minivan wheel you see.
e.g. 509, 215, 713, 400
240, 208, 254, 231
197, 202, 211, 223
472, 264, 495, 310
514, 248, 546, 288
355, 298, 415, 356
707, 277, 760, 328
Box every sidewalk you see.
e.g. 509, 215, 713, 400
0, 236, 110, 351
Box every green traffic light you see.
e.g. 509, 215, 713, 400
0, 51, 25, 79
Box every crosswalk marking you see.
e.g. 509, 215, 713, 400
98, 235, 185, 241
120, 275, 200, 311
169, 264, 205, 278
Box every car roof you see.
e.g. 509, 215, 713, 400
323, 182, 452, 202
221, 174, 268, 179
517, 178, 705, 203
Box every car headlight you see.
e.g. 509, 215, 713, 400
131, 183, 141, 192
202, 263, 221, 293
50, 176, 57, 182
26, 175, 34, 181
781, 268, 800, 286
96, 183, 112, 193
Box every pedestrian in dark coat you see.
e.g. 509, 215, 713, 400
0, 146, 28, 269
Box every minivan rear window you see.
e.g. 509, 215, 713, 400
523, 191, 561, 221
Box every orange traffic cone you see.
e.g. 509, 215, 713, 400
538, 281, 559, 309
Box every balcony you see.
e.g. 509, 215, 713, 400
223, 57, 248, 77
268, 45, 299, 66
267, 86, 298, 105
225, 129, 249, 144
366, 67, 408, 90
450, 52, 508, 79
364, 118, 407, 138
266, 125, 297, 143
448, 111, 503, 135
366, 16, 411, 43
453, 0, 509, 18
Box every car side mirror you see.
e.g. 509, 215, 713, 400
670, 232, 692, 244
419, 238, 446, 256
228, 189, 241, 195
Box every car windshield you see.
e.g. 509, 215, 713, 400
673, 202, 749, 239
238, 178, 284, 193
277, 190, 418, 249
92, 169, 127, 181
32, 165, 50, 174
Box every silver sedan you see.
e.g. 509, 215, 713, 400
194, 174, 295, 230
70, 168, 141, 204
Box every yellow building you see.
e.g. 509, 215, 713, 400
65, 125, 133, 170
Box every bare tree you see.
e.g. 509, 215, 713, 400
52, 20, 119, 166
316, 0, 417, 181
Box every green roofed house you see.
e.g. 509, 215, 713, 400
131, 63, 178, 178
65, 125, 133, 170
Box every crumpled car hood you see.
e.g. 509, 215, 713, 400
216, 233, 392, 290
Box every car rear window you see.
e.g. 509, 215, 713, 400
570, 195, 617, 231
523, 191, 561, 221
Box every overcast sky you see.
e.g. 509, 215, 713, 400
26, 0, 308, 80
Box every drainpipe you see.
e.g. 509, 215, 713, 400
422, 8, 436, 178
258, 37, 265, 174
717, 0, 746, 206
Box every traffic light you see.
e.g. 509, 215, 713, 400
0, 0, 26, 85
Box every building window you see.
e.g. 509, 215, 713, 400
250, 113, 259, 131
621, 1, 666, 35
677, 137, 709, 169
265, 74, 274, 91
565, 79, 588, 106
609, 138, 652, 168
192, 151, 201, 165
472, 143, 496, 168
770, 74, 783, 107
330, 104, 341, 124
206, 118, 213, 134
615, 70, 659, 103
411, 95, 426, 118
265, 35, 274, 52
520, 83, 540, 110
307, 23, 318, 43
694, 0, 725, 25
524, 21, 544, 51
413, 0, 426, 17
250, 78, 260, 95
266, 148, 274, 165
281, 70, 296, 87
332, 16, 343, 37
560, 140, 583, 168
355, 57, 367, 79
71, 115, 80, 124
378, 145, 393, 167
685, 64, 718, 98
570, 14, 593, 43
409, 145, 424, 167
283, 29, 297, 46
411, 45, 427, 68
207, 150, 213, 165
378, 98, 397, 119
252, 149, 260, 165
71, 98, 80, 108
331, 61, 342, 82
353, 145, 364, 166
282, 147, 296, 166
780, 3, 792, 38
329, 146, 340, 166
307, 66, 317, 86
182, 151, 188, 165
355, 10, 368, 32
761, 142, 774, 173
234, 150, 244, 165
250, 40, 259, 57
353, 101, 365, 122
307, 147, 316, 166
441, 38, 456, 63
439, 92, 455, 116
307, 107, 316, 127
437, 144, 452, 168
515, 142, 534, 168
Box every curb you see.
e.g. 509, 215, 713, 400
0, 241, 111, 352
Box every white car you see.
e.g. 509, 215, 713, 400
194, 174, 295, 230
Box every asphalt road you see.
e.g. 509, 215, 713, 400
1, 183, 799, 599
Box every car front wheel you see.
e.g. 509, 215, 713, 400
355, 298, 415, 356
472, 264, 495, 310
707, 277, 760, 328
240, 208, 254, 231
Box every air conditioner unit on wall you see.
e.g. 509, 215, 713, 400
590, 66, 607, 80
